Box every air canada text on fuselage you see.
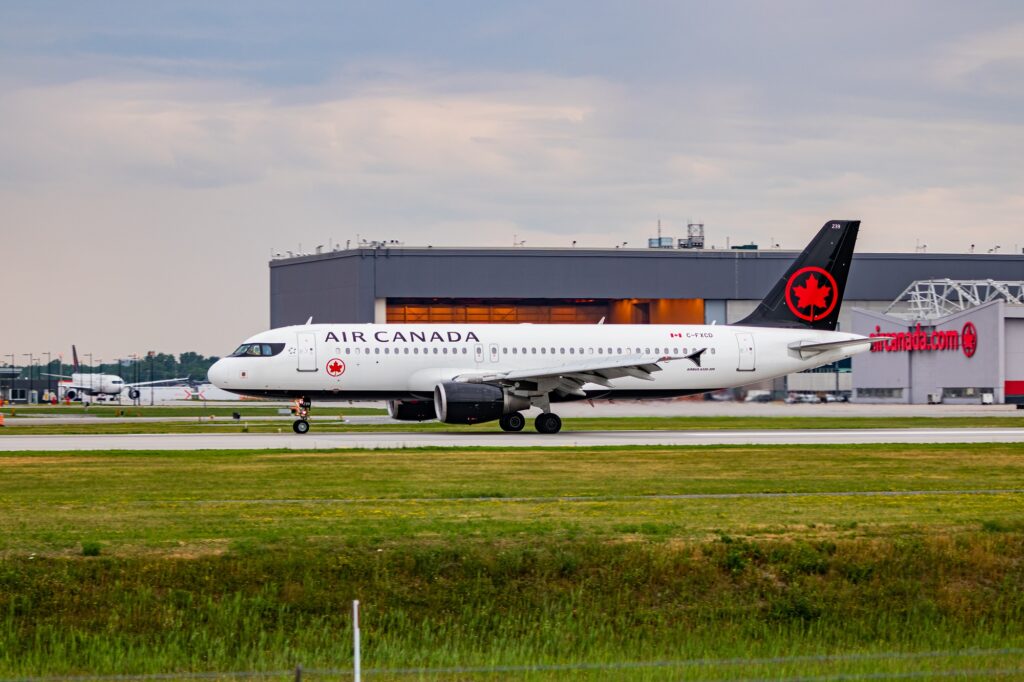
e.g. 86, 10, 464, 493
325, 329, 482, 344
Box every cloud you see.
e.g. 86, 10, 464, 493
3, 3, 1024, 356
934, 22, 1024, 94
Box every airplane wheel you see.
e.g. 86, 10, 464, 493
499, 412, 526, 432
292, 419, 310, 434
535, 412, 562, 434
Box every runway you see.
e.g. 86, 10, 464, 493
3, 427, 1024, 451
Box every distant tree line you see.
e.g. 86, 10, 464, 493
12, 352, 221, 384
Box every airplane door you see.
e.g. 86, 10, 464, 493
489, 343, 500, 363
474, 344, 484, 363
736, 333, 755, 371
296, 331, 318, 372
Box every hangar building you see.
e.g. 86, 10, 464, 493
269, 244, 1024, 401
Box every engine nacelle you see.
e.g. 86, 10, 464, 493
65, 389, 77, 401
433, 382, 530, 425
128, 388, 141, 401
386, 399, 437, 421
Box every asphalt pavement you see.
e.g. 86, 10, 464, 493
3, 427, 1024, 451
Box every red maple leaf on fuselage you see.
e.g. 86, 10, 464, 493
328, 361, 343, 374
793, 274, 831, 310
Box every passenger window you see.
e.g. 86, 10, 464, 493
404, 348, 410, 354
414, 348, 419, 354
569, 348, 575, 354
578, 348, 584, 354
462, 348, 467, 354
433, 348, 439, 354
384, 348, 390, 354
503, 347, 508, 354
587, 348, 593, 354
598, 348, 603, 354
512, 347, 517, 354
345, 348, 351, 354
560, 347, 565, 354
541, 348, 546, 354
711, 348, 716, 355
617, 347, 622, 354
364, 347, 370, 354
531, 348, 537, 354
443, 348, 448, 354
374, 348, 380, 354
521, 347, 527, 354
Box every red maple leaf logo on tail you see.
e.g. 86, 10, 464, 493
793, 274, 831, 310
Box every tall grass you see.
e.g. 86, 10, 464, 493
3, 534, 1023, 677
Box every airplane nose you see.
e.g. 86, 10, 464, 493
207, 359, 227, 387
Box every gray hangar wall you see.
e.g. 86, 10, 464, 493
270, 247, 1024, 328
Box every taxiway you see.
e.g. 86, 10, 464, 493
3, 428, 1024, 451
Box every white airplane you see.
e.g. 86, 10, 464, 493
46, 346, 189, 401
209, 220, 876, 434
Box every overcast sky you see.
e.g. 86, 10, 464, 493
3, 1, 1023, 359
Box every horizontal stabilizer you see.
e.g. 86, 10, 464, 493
788, 337, 880, 359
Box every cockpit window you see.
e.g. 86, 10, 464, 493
231, 343, 286, 357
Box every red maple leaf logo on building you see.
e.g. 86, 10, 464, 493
792, 274, 831, 310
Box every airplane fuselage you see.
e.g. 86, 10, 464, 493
64, 373, 127, 397
209, 323, 867, 401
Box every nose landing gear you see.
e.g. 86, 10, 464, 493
292, 397, 312, 434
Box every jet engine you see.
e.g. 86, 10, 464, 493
65, 389, 77, 401
433, 382, 530, 425
386, 399, 437, 421
128, 388, 141, 400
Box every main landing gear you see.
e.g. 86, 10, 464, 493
499, 412, 526, 432
292, 397, 311, 434
534, 412, 562, 434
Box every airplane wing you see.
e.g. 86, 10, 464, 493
124, 377, 191, 388
42, 373, 72, 379
453, 355, 679, 397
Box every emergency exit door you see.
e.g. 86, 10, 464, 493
296, 331, 318, 371
736, 333, 755, 371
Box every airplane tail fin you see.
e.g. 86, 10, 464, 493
72, 345, 80, 373
737, 220, 859, 331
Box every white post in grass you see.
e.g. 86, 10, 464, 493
353, 599, 362, 682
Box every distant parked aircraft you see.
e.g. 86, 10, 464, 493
45, 346, 188, 401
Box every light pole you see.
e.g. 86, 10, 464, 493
43, 352, 52, 403
148, 351, 155, 406
130, 354, 139, 405
21, 354, 35, 403
4, 354, 13, 404
85, 353, 94, 396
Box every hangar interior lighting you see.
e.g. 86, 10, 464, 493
886, 279, 1024, 321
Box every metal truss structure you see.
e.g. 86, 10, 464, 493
885, 279, 1024, 320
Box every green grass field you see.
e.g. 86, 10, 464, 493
2, 445, 1023, 679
